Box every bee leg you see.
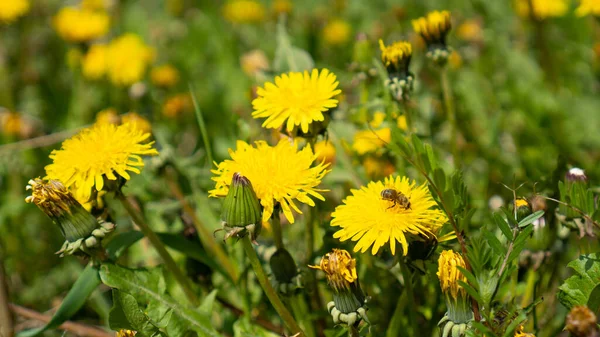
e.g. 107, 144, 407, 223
387, 200, 397, 210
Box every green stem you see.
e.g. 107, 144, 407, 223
386, 260, 417, 337
290, 294, 317, 337
117, 193, 199, 306
189, 84, 214, 165
402, 100, 413, 134
271, 212, 284, 250
348, 325, 359, 337
440, 68, 459, 167
386, 289, 408, 337
241, 237, 304, 336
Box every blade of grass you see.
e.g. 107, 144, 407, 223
189, 83, 213, 165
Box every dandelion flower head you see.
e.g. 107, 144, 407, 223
106, 34, 154, 86
322, 19, 352, 46
331, 175, 448, 255
437, 250, 467, 299
353, 128, 391, 155
53, 7, 110, 42
0, 0, 29, 23
412, 10, 452, 46
209, 139, 330, 224
45, 123, 158, 204
252, 69, 341, 134
576, 0, 600, 16
515, 0, 568, 19
223, 0, 266, 24
379, 40, 412, 69
309, 249, 357, 291
82, 44, 108, 80
151, 64, 180, 88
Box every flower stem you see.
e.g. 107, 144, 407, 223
440, 68, 459, 167
165, 167, 239, 283
117, 193, 199, 306
271, 211, 284, 250
348, 325, 359, 337
402, 100, 413, 134
241, 237, 304, 336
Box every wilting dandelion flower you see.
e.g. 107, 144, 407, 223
437, 250, 472, 337
566, 305, 598, 337
223, 0, 266, 24
0, 0, 29, 23
515, 0, 568, 19
45, 123, 158, 204
209, 140, 330, 224
322, 19, 352, 46
252, 69, 341, 135
53, 7, 110, 42
331, 175, 447, 255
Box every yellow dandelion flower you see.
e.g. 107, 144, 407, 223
331, 176, 448, 255
576, 0, 600, 16
309, 249, 357, 291
162, 93, 192, 118
1, 111, 22, 136
209, 139, 330, 224
456, 19, 483, 42
53, 7, 110, 42
82, 44, 108, 80
369, 111, 387, 128
95, 108, 120, 125
397, 115, 408, 131
352, 128, 391, 155
45, 123, 158, 204
314, 140, 336, 165
272, 0, 292, 15
0, 0, 29, 23
106, 34, 153, 86
379, 40, 412, 70
514, 325, 535, 337
151, 64, 179, 88
362, 156, 395, 180
412, 10, 452, 47
515, 0, 568, 19
448, 50, 462, 69
223, 0, 266, 24
252, 69, 341, 134
122, 112, 152, 134
437, 250, 467, 299
116, 330, 137, 337
322, 19, 352, 46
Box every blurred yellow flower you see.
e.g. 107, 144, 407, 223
456, 19, 483, 42
314, 140, 336, 165
106, 34, 153, 86
82, 0, 110, 11
437, 250, 467, 299
240, 50, 269, 76
122, 112, 152, 134
449, 50, 463, 69
95, 108, 119, 125
209, 140, 330, 224
252, 69, 341, 134
352, 128, 391, 155
331, 175, 448, 255
397, 115, 408, 131
272, 0, 292, 15
322, 19, 352, 46
45, 123, 158, 204
151, 64, 179, 88
379, 40, 412, 70
515, 0, 568, 19
82, 44, 108, 80
369, 111, 387, 128
1, 111, 22, 136
0, 0, 29, 23
223, 0, 266, 24
412, 10, 452, 47
116, 330, 137, 337
576, 0, 600, 16
162, 93, 192, 118
54, 7, 110, 42
362, 156, 395, 180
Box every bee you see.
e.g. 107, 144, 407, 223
380, 188, 411, 210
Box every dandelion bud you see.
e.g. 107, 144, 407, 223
513, 197, 532, 222
559, 167, 590, 221
310, 249, 370, 326
566, 305, 599, 337
412, 11, 452, 66
566, 167, 588, 184
437, 250, 472, 337
269, 248, 301, 295
379, 40, 414, 101
217, 173, 262, 241
25, 178, 115, 257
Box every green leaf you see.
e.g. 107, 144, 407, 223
558, 253, 600, 310
199, 289, 218, 314
233, 318, 280, 337
106, 231, 144, 260
433, 168, 446, 193
518, 210, 544, 228
493, 213, 513, 241
483, 231, 505, 256
100, 263, 221, 337
17, 264, 101, 337
109, 289, 165, 337
273, 17, 314, 72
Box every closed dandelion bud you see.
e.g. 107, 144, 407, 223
269, 248, 301, 295
566, 305, 599, 337
116, 330, 137, 337
560, 168, 590, 220
25, 178, 115, 257
379, 40, 414, 101
218, 173, 262, 241
310, 249, 370, 326
412, 11, 452, 66
513, 197, 532, 222
437, 250, 472, 337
